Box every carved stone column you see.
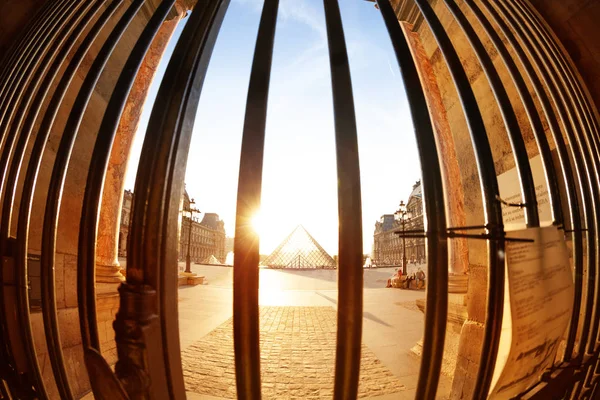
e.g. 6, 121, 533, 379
95, 12, 186, 292
402, 22, 469, 290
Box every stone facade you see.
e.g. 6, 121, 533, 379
179, 191, 226, 264
372, 181, 425, 267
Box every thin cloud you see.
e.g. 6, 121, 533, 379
234, 0, 326, 40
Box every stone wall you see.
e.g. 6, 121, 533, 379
389, 0, 599, 398
2, 0, 189, 397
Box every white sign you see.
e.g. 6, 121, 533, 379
496, 155, 552, 230
490, 226, 573, 398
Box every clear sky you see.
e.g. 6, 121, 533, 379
125, 0, 422, 256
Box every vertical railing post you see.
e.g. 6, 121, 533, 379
233, 1, 279, 398
322, 1, 364, 398
376, 1, 449, 398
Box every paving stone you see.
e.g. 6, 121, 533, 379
182, 306, 405, 399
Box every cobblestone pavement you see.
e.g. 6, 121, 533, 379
182, 306, 405, 399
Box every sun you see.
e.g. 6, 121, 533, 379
251, 210, 264, 236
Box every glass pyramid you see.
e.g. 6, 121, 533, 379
263, 225, 336, 269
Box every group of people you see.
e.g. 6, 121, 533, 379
386, 267, 426, 289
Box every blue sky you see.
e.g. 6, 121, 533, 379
125, 0, 422, 255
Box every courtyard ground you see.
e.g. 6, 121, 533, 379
176, 264, 452, 399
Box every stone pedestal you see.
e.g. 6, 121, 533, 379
412, 292, 468, 377
178, 272, 205, 286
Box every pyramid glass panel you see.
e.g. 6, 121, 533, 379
263, 225, 336, 269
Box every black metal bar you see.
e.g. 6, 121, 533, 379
0, 0, 78, 151
41, 0, 145, 358
230, 1, 278, 398
447, 224, 490, 231
478, 0, 585, 364
126, 1, 229, 398
77, 0, 175, 363
413, 0, 506, 398
515, 0, 600, 147
0, 0, 68, 112
377, 1, 448, 398
463, 0, 563, 228
0, 1, 108, 398
322, 1, 365, 398
0, 1, 84, 398
0, 0, 87, 216
511, 0, 600, 362
509, 0, 600, 392
0, 0, 60, 102
444, 0, 540, 227
495, 0, 599, 365
15, 0, 124, 366
0, 0, 70, 389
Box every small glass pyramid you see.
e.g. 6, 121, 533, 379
263, 225, 336, 269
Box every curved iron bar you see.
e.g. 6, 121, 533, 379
126, 1, 228, 397
492, 6, 600, 394
495, 0, 600, 367
514, 0, 600, 145
0, 0, 60, 102
0, 1, 108, 398
445, 0, 539, 227
40, 0, 145, 358
0, 1, 84, 398
15, 0, 122, 359
77, 0, 175, 361
461, 0, 563, 225
413, 0, 506, 397
0, 0, 67, 109
509, 0, 600, 394
515, 0, 600, 390
511, 0, 600, 361
0, 0, 68, 387
0, 0, 78, 151
0, 0, 97, 233
377, 1, 449, 398
231, 1, 278, 398
473, 0, 584, 364
322, 1, 364, 398
0, 0, 83, 190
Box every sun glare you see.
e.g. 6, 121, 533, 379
251, 210, 264, 236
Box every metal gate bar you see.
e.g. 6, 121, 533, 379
445, 0, 541, 228
377, 1, 449, 398
512, 0, 600, 365
505, 0, 600, 358
1, 0, 600, 398
0, 0, 69, 120
494, 1, 600, 397
232, 0, 278, 397
0, 1, 110, 398
477, 0, 586, 366
321, 0, 365, 398
509, 0, 600, 394
0, 0, 83, 397
413, 0, 506, 398
14, 0, 126, 385
42, 0, 145, 355
125, 0, 228, 397
0, 0, 61, 107
78, 0, 176, 358
497, 0, 600, 363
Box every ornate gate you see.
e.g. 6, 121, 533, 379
0, 0, 599, 398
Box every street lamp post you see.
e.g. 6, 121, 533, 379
395, 200, 411, 276
185, 198, 200, 274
